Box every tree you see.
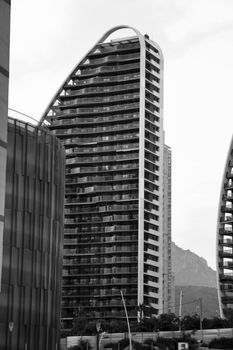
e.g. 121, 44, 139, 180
73, 319, 97, 335
72, 308, 98, 335
202, 316, 229, 329
107, 319, 127, 333
157, 313, 179, 331
182, 314, 200, 330
223, 307, 233, 326
133, 318, 159, 332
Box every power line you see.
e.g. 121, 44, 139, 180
143, 298, 202, 314
8, 107, 39, 124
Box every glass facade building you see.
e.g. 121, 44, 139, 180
217, 136, 233, 317
40, 25, 170, 332
0, 118, 65, 350
0, 0, 10, 291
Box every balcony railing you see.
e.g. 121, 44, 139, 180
65, 82, 139, 97
62, 132, 139, 145
66, 185, 138, 196
65, 142, 139, 156
51, 113, 139, 127
62, 93, 139, 107
57, 123, 139, 136
66, 172, 138, 184
64, 224, 138, 234
63, 235, 138, 245
89, 43, 140, 55
66, 162, 139, 175
220, 273, 233, 280
72, 73, 140, 87
76, 63, 140, 77
61, 256, 138, 264
84, 52, 140, 66
66, 152, 139, 165
55, 102, 139, 117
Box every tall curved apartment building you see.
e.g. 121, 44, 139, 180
0, 118, 65, 350
217, 136, 233, 317
40, 25, 171, 332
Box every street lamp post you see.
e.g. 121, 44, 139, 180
120, 290, 132, 350
8, 321, 14, 350
199, 298, 203, 343
24, 324, 28, 350
179, 290, 183, 332
96, 320, 101, 350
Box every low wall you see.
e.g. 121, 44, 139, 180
64, 328, 233, 349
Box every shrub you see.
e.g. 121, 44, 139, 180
143, 338, 157, 349
103, 342, 118, 350
208, 337, 233, 349
156, 336, 198, 350
70, 339, 92, 350
133, 341, 145, 350
118, 338, 130, 349
156, 337, 176, 350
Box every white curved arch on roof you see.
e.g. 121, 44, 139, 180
38, 25, 162, 126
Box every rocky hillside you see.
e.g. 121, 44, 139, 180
172, 242, 217, 288
172, 242, 219, 317
174, 285, 219, 318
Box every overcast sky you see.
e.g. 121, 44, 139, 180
8, 0, 233, 269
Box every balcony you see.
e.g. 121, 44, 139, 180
76, 63, 140, 77
64, 83, 139, 97
61, 256, 138, 265
66, 162, 139, 175
220, 261, 233, 268
88, 43, 140, 57
62, 133, 139, 146
64, 216, 138, 226
224, 182, 233, 189
64, 224, 138, 234
219, 238, 233, 245
221, 206, 233, 213
66, 184, 138, 195
54, 102, 140, 118
64, 245, 137, 256
62, 299, 136, 308
223, 195, 233, 201
226, 171, 233, 179
56, 123, 139, 137
219, 228, 233, 235
61, 93, 139, 107
63, 277, 138, 286
62, 288, 137, 298
63, 235, 138, 245
220, 273, 233, 283
220, 286, 233, 293
51, 113, 139, 128
72, 73, 140, 87
81, 52, 140, 67
220, 216, 233, 224
66, 172, 138, 184
66, 143, 139, 157
66, 152, 139, 165
219, 250, 233, 258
